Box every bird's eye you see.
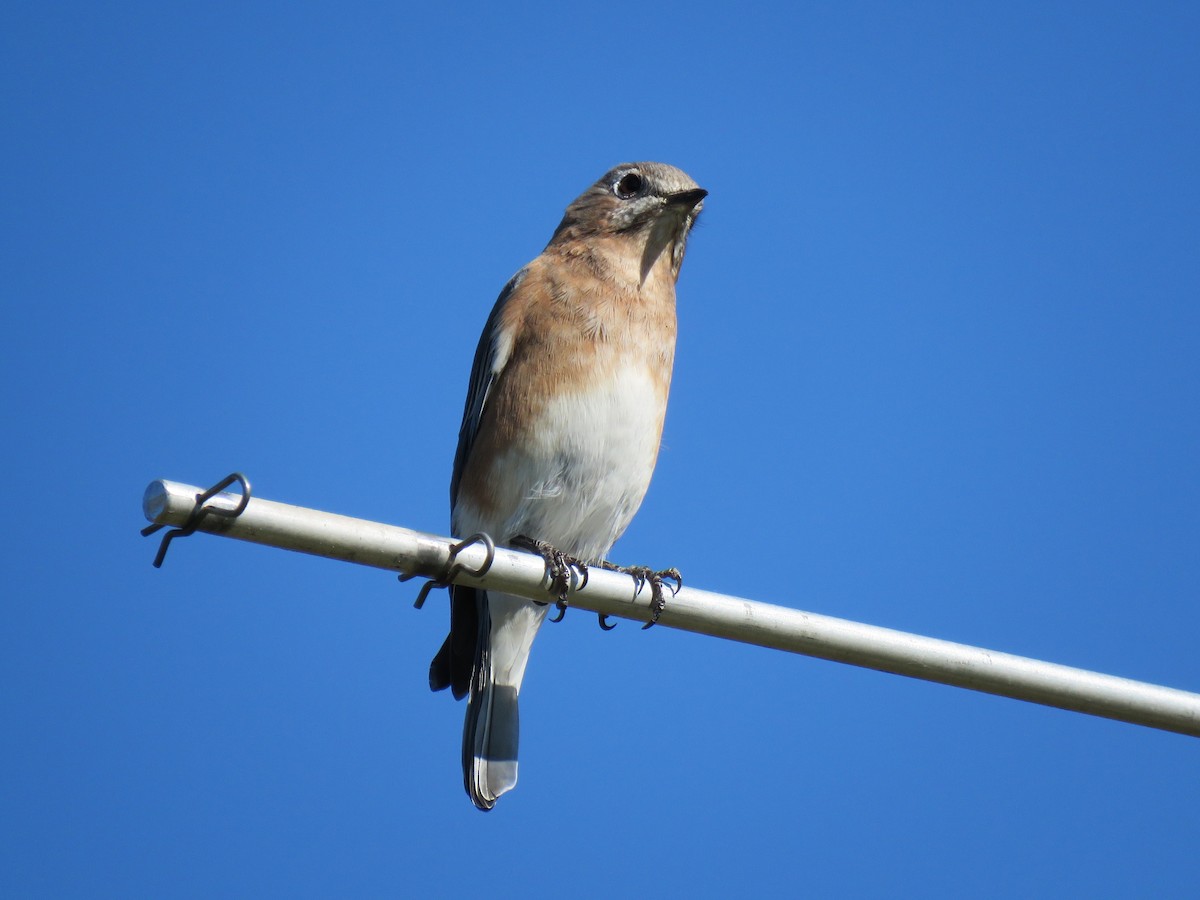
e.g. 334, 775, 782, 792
613, 172, 644, 199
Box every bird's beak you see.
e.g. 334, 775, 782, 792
667, 187, 708, 209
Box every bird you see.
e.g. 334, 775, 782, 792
428, 162, 707, 810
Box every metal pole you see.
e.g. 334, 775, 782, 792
142, 478, 1200, 738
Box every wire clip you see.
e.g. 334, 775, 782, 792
142, 472, 252, 568
401, 532, 496, 609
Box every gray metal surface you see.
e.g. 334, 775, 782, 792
143, 478, 1200, 737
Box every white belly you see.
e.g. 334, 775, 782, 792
455, 362, 666, 562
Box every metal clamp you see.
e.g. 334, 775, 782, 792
402, 532, 496, 609
142, 472, 252, 568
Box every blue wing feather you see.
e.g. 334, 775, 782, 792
449, 268, 526, 509
432, 268, 527, 700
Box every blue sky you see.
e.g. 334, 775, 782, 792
4, 2, 1199, 896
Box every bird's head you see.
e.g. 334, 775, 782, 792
550, 162, 707, 282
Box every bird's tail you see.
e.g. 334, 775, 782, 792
463, 591, 548, 811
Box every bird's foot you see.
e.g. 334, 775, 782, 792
510, 535, 587, 622
599, 562, 682, 629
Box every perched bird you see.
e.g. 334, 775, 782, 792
429, 162, 707, 810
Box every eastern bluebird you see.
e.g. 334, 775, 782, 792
429, 162, 706, 810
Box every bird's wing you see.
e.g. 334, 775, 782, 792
449, 267, 525, 509
432, 267, 527, 701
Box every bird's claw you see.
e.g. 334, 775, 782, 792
598, 562, 682, 629
511, 535, 586, 622
645, 567, 683, 628
509, 539, 679, 630
635, 566, 681, 629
